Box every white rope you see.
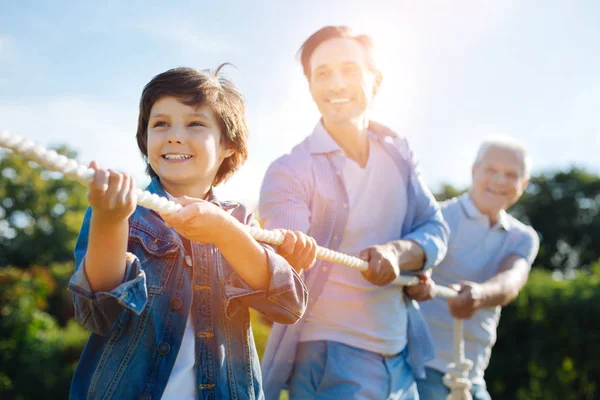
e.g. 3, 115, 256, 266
443, 319, 474, 399
0, 131, 458, 291
0, 131, 471, 398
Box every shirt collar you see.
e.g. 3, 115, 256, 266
305, 120, 396, 155
460, 193, 510, 231
306, 120, 344, 155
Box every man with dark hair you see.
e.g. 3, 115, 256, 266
259, 26, 449, 399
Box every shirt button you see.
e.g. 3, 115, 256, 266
157, 342, 170, 355
288, 359, 294, 364
139, 392, 152, 400
170, 298, 182, 311
343, 203, 348, 209
185, 255, 193, 267
333, 235, 339, 241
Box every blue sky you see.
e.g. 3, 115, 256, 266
1, 1, 598, 207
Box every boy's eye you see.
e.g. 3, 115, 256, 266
189, 121, 205, 127
152, 121, 168, 128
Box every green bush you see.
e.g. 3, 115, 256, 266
487, 263, 600, 399
0, 266, 88, 400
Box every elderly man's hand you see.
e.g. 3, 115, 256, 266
404, 270, 436, 302
447, 281, 485, 319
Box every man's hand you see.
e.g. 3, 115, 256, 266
276, 230, 317, 273
447, 281, 485, 319
359, 244, 400, 286
404, 270, 437, 301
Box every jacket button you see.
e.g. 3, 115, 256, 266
139, 393, 151, 400
185, 255, 193, 266
170, 298, 183, 311
158, 342, 170, 355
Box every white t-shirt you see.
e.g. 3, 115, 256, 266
162, 190, 196, 399
162, 316, 197, 399
301, 137, 409, 356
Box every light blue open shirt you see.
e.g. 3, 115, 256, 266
259, 121, 450, 400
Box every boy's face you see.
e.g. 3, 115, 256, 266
147, 96, 233, 198
308, 37, 380, 127
471, 146, 529, 217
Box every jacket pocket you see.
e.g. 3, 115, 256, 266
129, 223, 181, 294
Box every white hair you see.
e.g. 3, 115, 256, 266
474, 135, 532, 178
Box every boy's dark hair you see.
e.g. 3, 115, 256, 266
298, 25, 379, 80
136, 64, 248, 186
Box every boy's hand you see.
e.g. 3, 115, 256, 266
276, 230, 317, 273
87, 161, 137, 224
161, 196, 231, 245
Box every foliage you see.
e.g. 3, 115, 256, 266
0, 265, 88, 400
486, 263, 600, 399
0, 148, 89, 268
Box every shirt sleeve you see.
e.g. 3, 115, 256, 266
259, 155, 312, 233
510, 226, 540, 266
221, 209, 308, 325
399, 139, 450, 271
68, 207, 148, 336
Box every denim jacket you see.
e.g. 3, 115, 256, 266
259, 121, 449, 400
68, 177, 308, 400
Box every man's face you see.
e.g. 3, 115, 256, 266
308, 37, 380, 127
471, 146, 529, 216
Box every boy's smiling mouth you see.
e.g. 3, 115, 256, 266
162, 153, 193, 160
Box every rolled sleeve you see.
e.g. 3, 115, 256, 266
70, 208, 149, 336
68, 253, 148, 336
395, 137, 449, 272
222, 246, 308, 325
402, 175, 449, 272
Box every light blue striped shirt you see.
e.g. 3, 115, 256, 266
259, 121, 449, 400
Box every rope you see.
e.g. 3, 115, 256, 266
0, 131, 472, 398
443, 319, 474, 399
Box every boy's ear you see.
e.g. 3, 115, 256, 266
222, 148, 235, 159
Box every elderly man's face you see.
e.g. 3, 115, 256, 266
471, 147, 529, 216
308, 37, 380, 127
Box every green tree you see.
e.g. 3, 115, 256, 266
510, 168, 600, 271
435, 183, 466, 202
0, 147, 88, 268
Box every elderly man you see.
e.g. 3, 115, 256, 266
406, 137, 540, 400
259, 25, 449, 400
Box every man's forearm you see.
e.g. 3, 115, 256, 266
479, 270, 523, 308
478, 256, 530, 308
389, 240, 426, 271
